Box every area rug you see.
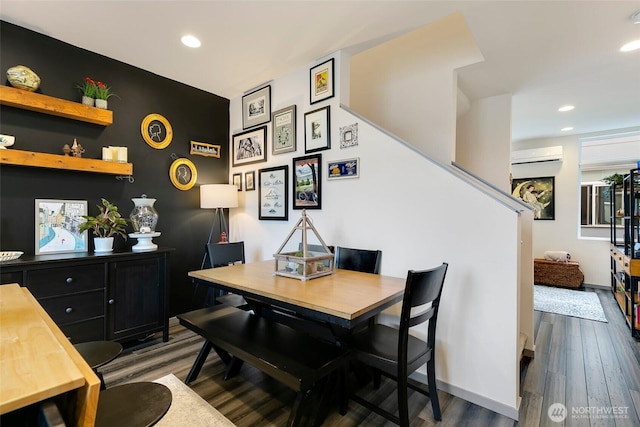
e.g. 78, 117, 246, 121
153, 374, 236, 426
534, 285, 607, 322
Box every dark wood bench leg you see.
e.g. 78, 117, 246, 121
223, 356, 244, 380
287, 389, 312, 427
185, 341, 213, 384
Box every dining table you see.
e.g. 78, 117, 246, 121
0, 283, 100, 426
186, 259, 407, 383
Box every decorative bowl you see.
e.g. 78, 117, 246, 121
0, 251, 23, 262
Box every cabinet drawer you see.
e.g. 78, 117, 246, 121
60, 318, 105, 343
38, 291, 104, 325
0, 271, 23, 285
27, 264, 105, 298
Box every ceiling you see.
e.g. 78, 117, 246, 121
1, 1, 639, 143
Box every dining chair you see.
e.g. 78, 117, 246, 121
192, 241, 248, 309
334, 246, 382, 274
345, 262, 448, 425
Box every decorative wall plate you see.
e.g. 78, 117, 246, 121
169, 158, 197, 190
141, 113, 173, 149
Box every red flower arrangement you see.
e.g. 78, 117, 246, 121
95, 81, 118, 100
76, 77, 97, 98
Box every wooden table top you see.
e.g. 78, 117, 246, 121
189, 260, 406, 322
0, 284, 99, 425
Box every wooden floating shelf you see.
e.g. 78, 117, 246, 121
0, 86, 113, 126
0, 149, 132, 175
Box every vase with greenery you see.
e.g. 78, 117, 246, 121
94, 81, 118, 109
76, 76, 97, 106
79, 198, 128, 252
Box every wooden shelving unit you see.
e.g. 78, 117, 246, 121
0, 149, 132, 175
0, 85, 112, 126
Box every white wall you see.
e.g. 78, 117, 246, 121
228, 50, 527, 419
349, 12, 484, 165
457, 94, 513, 192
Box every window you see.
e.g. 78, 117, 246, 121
580, 182, 622, 227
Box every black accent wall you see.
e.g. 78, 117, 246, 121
0, 21, 230, 316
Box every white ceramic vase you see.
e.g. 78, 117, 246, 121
94, 237, 114, 253
95, 99, 108, 109
81, 96, 94, 106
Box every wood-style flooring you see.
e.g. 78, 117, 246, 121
101, 288, 640, 426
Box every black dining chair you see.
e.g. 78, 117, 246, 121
334, 246, 382, 274
345, 262, 448, 426
192, 241, 249, 309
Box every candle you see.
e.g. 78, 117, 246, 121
102, 147, 113, 161
117, 147, 128, 163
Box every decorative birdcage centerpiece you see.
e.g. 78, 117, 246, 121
273, 210, 334, 280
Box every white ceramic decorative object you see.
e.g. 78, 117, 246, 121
95, 99, 108, 109
94, 237, 114, 253
82, 96, 94, 106
6, 65, 40, 91
129, 232, 161, 252
0, 134, 15, 149
130, 195, 159, 233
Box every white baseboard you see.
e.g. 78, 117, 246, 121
410, 371, 520, 421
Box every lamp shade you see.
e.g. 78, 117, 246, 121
200, 184, 238, 209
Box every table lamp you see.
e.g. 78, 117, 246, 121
200, 184, 238, 244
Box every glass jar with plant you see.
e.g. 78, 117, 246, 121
79, 198, 128, 253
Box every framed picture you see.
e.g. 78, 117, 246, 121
259, 165, 289, 220
310, 58, 335, 104
190, 140, 221, 158
35, 199, 88, 255
339, 123, 358, 149
232, 126, 267, 167
242, 85, 271, 129
232, 173, 242, 191
293, 154, 322, 210
304, 106, 331, 153
328, 157, 360, 180
141, 113, 173, 149
272, 105, 296, 155
511, 176, 555, 220
245, 171, 255, 191
169, 158, 198, 191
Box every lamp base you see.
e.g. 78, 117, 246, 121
129, 232, 161, 252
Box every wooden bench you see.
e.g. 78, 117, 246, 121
534, 258, 584, 288
177, 305, 348, 426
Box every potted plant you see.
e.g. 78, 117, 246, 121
79, 198, 128, 253
94, 80, 118, 109
76, 77, 97, 106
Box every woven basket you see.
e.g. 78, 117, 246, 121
534, 258, 584, 288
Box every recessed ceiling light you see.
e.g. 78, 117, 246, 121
561, 127, 574, 132
181, 35, 201, 48
558, 105, 574, 112
620, 39, 640, 52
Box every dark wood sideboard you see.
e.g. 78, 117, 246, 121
0, 248, 172, 343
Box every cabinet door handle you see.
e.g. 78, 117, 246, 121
65, 307, 73, 314
108, 299, 115, 305
66, 277, 74, 284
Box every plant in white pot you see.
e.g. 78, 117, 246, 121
79, 198, 128, 253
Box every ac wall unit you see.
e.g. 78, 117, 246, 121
511, 146, 563, 165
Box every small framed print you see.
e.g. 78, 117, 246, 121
310, 58, 334, 104
141, 113, 173, 149
35, 199, 88, 255
259, 165, 289, 220
339, 123, 358, 149
304, 106, 330, 153
511, 176, 555, 220
190, 140, 221, 158
232, 126, 267, 167
245, 171, 255, 191
242, 85, 271, 129
233, 173, 242, 191
328, 157, 360, 180
169, 158, 198, 191
293, 154, 321, 210
272, 105, 296, 155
